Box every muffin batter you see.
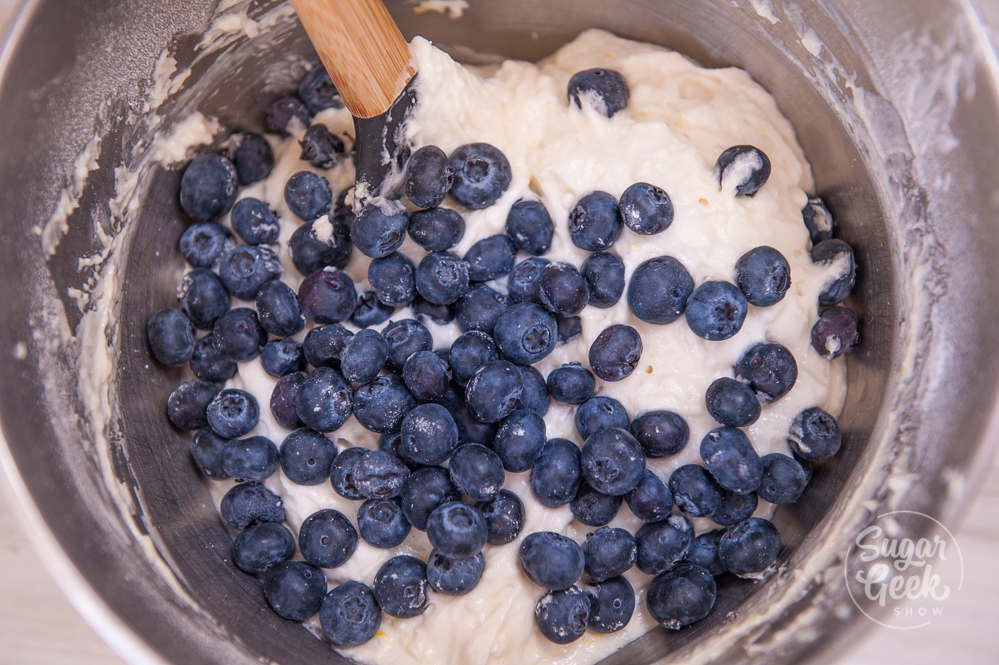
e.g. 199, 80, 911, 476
209, 29, 846, 665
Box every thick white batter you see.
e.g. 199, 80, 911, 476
211, 29, 846, 665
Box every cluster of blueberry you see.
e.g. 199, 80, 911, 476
145, 63, 862, 650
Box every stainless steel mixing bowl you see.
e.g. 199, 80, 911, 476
1, 1, 997, 664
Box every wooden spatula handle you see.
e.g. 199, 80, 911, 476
291, 0, 415, 118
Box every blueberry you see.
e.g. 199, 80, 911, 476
427, 502, 487, 557
455, 284, 507, 334
571, 482, 622, 526
574, 396, 628, 440
213, 307, 265, 361
178, 270, 230, 330
630, 410, 688, 458
811, 238, 857, 306
280, 428, 337, 485
581, 252, 625, 309
405, 145, 453, 208
232, 522, 295, 574
758, 453, 809, 504
351, 291, 395, 328
233, 133, 274, 185
715, 145, 771, 197
367, 252, 415, 308
350, 204, 409, 259
669, 464, 723, 517
340, 329, 388, 384
700, 426, 762, 494
408, 207, 465, 251
788, 407, 841, 461
220, 481, 284, 530
178, 222, 231, 268
810, 306, 859, 359
298, 267, 357, 324
207, 388, 259, 438
646, 563, 717, 629
627, 256, 693, 324
263, 560, 326, 621
567, 68, 629, 117
399, 351, 448, 402
219, 245, 282, 300
735, 342, 798, 403
449, 443, 504, 501
465, 360, 523, 423
685, 281, 748, 341
327, 447, 365, 500
507, 257, 549, 304
303, 323, 353, 368
519, 531, 584, 590
399, 403, 460, 465
373, 555, 429, 618
284, 171, 332, 222
493, 409, 546, 472
684, 530, 726, 576
256, 280, 304, 338
147, 309, 196, 366
288, 214, 353, 275
449, 331, 498, 386
493, 303, 557, 365
261, 339, 304, 377
354, 449, 410, 499
298, 67, 343, 113
557, 315, 582, 344
535, 586, 591, 644
447, 143, 512, 209
415, 251, 470, 305
515, 365, 550, 416
736, 246, 790, 307
580, 428, 645, 496
298, 508, 358, 568
179, 153, 238, 221
427, 550, 484, 595
545, 363, 594, 405
294, 367, 353, 432
718, 517, 781, 576
705, 377, 760, 427
358, 498, 411, 548
636, 514, 694, 574
230, 198, 280, 245
413, 296, 455, 325
266, 95, 311, 135
568, 191, 622, 251
400, 466, 459, 530
383, 318, 433, 369
191, 428, 230, 479
587, 576, 635, 633
462, 236, 515, 284
505, 199, 553, 255
438, 388, 498, 445
619, 182, 674, 235
320, 581, 381, 647
166, 379, 220, 430
588, 324, 642, 382
802, 195, 835, 244
626, 469, 673, 522
711, 488, 759, 526
190, 334, 237, 382
582, 527, 636, 582
475, 489, 524, 545
299, 124, 345, 169
530, 438, 582, 507
270, 371, 306, 429
222, 436, 278, 481
538, 262, 589, 316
